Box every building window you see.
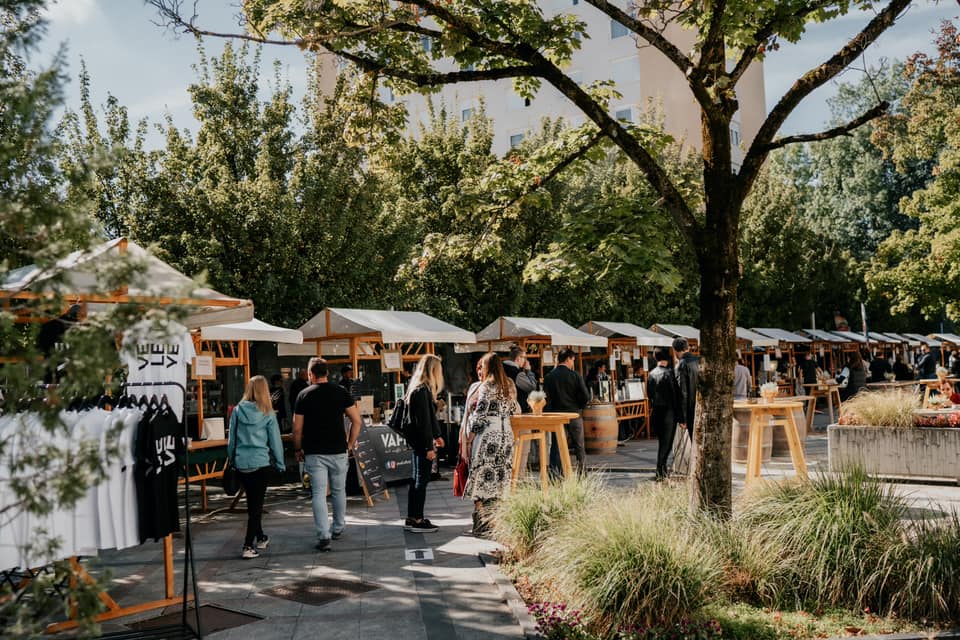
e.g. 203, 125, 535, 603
730, 124, 742, 146
611, 18, 629, 39
612, 56, 641, 86
510, 133, 524, 148
615, 107, 634, 123
420, 36, 432, 53
461, 63, 475, 72
382, 86, 395, 103
461, 107, 475, 122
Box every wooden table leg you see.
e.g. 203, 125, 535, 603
537, 433, 548, 495
826, 391, 835, 424
745, 412, 762, 485
511, 438, 523, 490
805, 397, 816, 434
783, 410, 808, 480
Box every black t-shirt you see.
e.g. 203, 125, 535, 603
136, 407, 184, 542
295, 383, 355, 455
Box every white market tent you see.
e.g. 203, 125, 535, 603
279, 308, 476, 370
932, 332, 960, 346
736, 327, 778, 349
580, 321, 674, 347
201, 318, 303, 344
800, 329, 848, 344
830, 330, 871, 344
751, 328, 812, 345
650, 323, 701, 352
476, 317, 607, 348
904, 333, 942, 347
881, 332, 921, 347
1, 237, 253, 328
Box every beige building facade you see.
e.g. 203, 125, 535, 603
325, 2, 766, 161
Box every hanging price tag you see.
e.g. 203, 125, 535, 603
608, 355, 616, 373
621, 349, 632, 364
642, 355, 649, 371
775, 347, 782, 359
819, 345, 825, 357
633, 347, 641, 361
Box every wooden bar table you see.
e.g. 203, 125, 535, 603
733, 400, 808, 485
511, 412, 581, 479
802, 383, 842, 423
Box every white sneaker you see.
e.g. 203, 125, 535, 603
256, 535, 269, 549
242, 545, 259, 559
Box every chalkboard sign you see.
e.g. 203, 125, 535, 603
358, 424, 412, 486
353, 426, 387, 498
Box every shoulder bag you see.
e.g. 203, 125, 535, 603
222, 414, 241, 497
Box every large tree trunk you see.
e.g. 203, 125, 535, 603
690, 107, 741, 518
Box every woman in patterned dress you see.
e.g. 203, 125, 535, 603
465, 352, 520, 536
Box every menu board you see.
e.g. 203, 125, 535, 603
353, 424, 412, 495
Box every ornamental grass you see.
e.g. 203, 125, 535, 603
533, 485, 724, 631
490, 473, 604, 559
837, 389, 919, 428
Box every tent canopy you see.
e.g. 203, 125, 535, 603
932, 333, 960, 345
201, 318, 302, 344
476, 317, 607, 348
881, 332, 920, 346
904, 333, 943, 347
751, 328, 811, 344
581, 321, 673, 347
736, 327, 778, 348
1, 237, 253, 329
299, 308, 475, 345
830, 330, 871, 344
650, 324, 700, 341
799, 329, 848, 343
870, 332, 907, 345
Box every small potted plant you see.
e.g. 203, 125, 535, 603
759, 381, 778, 403
528, 390, 547, 415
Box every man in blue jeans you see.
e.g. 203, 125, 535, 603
292, 357, 362, 551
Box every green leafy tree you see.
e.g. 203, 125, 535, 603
869, 20, 960, 322
153, 0, 916, 515
0, 1, 154, 635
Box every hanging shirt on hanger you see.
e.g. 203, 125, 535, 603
121, 319, 195, 422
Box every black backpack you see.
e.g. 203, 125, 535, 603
388, 397, 411, 439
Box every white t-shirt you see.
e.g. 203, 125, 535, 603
121, 320, 195, 422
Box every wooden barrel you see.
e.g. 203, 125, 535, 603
771, 398, 808, 457
732, 409, 772, 464
584, 403, 619, 455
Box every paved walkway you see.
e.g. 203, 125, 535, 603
88, 414, 960, 639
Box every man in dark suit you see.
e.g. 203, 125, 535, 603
647, 347, 681, 480
673, 337, 698, 440
544, 348, 590, 475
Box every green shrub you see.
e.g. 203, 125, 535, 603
490, 474, 604, 559
536, 485, 724, 631
736, 469, 908, 612
837, 389, 918, 428
885, 511, 960, 621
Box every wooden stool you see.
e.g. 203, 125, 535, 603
512, 430, 549, 493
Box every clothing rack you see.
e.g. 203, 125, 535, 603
47, 381, 202, 638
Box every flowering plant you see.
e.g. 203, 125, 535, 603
528, 390, 546, 403
760, 382, 778, 394
528, 602, 593, 640
617, 619, 723, 640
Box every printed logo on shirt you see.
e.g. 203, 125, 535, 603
136, 343, 181, 370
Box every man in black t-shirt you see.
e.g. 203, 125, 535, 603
293, 357, 362, 551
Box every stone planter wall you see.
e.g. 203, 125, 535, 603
828, 424, 960, 480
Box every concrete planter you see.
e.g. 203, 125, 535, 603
828, 424, 960, 480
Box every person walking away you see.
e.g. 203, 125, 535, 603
405, 354, 446, 533
293, 357, 362, 552
917, 343, 937, 380
543, 348, 590, 475
798, 352, 819, 387
733, 357, 752, 400
269, 374, 288, 433
647, 347, 681, 480
465, 353, 520, 536
229, 375, 286, 559
673, 338, 698, 440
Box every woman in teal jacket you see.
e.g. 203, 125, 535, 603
228, 375, 285, 559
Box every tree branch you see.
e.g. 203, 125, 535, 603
336, 49, 540, 85
582, 0, 692, 73
729, 0, 836, 85
759, 101, 888, 153
739, 0, 911, 192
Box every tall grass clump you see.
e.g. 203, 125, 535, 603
490, 474, 604, 559
737, 468, 908, 611
884, 511, 960, 621
536, 484, 723, 631
837, 389, 918, 428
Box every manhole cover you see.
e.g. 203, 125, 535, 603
125, 604, 262, 636
261, 577, 380, 606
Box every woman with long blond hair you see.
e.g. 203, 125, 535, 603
404, 354, 445, 533
465, 352, 520, 536
228, 375, 285, 559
